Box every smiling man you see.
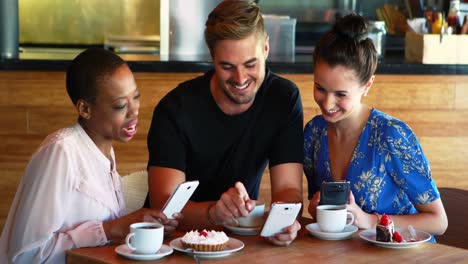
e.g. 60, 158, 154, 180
146, 0, 304, 246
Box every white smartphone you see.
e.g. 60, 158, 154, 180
161, 180, 199, 219
260, 202, 302, 237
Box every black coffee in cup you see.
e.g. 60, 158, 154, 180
138, 226, 159, 229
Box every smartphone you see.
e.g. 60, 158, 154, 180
161, 180, 199, 219
260, 202, 302, 237
319, 181, 350, 205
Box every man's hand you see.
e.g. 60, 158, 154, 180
212, 182, 255, 223
265, 220, 301, 246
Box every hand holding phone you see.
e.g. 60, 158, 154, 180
319, 181, 350, 205
162, 181, 199, 219
260, 203, 302, 237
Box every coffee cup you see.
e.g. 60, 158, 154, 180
316, 205, 354, 233
125, 222, 164, 254
232, 201, 265, 228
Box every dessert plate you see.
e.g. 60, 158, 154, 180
169, 237, 244, 258
359, 228, 431, 249
305, 223, 358, 240
223, 222, 262, 235
115, 244, 173, 260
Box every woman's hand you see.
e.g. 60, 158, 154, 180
103, 208, 182, 241
266, 220, 301, 246
160, 212, 183, 234
307, 191, 320, 220
344, 191, 376, 229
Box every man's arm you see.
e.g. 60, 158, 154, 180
270, 162, 303, 205
266, 162, 303, 246
147, 166, 215, 230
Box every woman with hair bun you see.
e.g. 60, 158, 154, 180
304, 14, 447, 239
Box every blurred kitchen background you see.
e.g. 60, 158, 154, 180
6, 0, 466, 61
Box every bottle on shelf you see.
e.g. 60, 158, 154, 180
447, 0, 462, 33
431, 12, 447, 34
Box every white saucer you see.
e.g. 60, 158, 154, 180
223, 222, 262, 235
359, 228, 431, 249
305, 223, 358, 240
169, 237, 244, 258
115, 244, 173, 260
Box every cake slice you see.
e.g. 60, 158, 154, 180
376, 214, 394, 242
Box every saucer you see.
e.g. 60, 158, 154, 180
359, 228, 431, 249
170, 237, 244, 258
223, 222, 262, 235
115, 244, 173, 260
305, 223, 358, 240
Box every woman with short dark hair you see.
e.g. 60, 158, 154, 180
0, 48, 181, 263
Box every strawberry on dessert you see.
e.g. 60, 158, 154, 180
199, 230, 208, 237
392, 231, 404, 243
380, 214, 391, 226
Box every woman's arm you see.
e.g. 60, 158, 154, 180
346, 192, 447, 234
2, 144, 108, 263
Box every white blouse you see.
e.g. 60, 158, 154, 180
0, 123, 126, 263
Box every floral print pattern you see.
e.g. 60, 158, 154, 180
304, 109, 440, 215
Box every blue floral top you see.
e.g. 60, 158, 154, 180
304, 109, 440, 216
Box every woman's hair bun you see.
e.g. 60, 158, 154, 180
333, 13, 368, 43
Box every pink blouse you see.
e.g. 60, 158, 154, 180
0, 123, 126, 263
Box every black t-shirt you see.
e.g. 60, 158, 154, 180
147, 68, 303, 202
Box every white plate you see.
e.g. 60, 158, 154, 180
115, 244, 173, 261
305, 223, 358, 240
359, 228, 431, 249
169, 237, 244, 258
223, 222, 262, 235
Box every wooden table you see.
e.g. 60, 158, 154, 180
67, 219, 468, 264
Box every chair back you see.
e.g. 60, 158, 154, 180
121, 170, 148, 213
435, 187, 468, 249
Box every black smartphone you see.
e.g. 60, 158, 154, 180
319, 181, 350, 205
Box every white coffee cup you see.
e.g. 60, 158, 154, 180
125, 222, 164, 254
232, 201, 265, 228
316, 205, 354, 233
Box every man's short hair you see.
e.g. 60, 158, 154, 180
204, 0, 266, 56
